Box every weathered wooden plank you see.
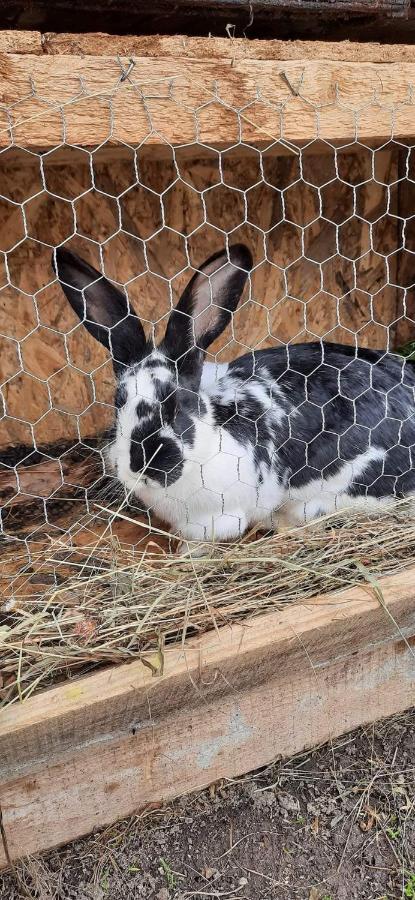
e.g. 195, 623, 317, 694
1, 53, 415, 149
1, 641, 414, 869
3, 565, 415, 772
0, 30, 41, 54
42, 33, 415, 64
1, 566, 415, 866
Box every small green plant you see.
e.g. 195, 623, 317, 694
296, 813, 305, 825
385, 813, 402, 842
386, 825, 402, 841
404, 872, 415, 899
159, 857, 176, 890
100, 868, 111, 893
396, 341, 415, 361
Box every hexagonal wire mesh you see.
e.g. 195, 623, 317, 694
1, 62, 415, 562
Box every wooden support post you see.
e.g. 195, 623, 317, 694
1, 566, 415, 868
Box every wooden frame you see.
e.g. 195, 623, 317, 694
2, 32, 415, 868
1, 32, 415, 149
1, 566, 415, 867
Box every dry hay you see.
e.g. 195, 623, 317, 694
1, 501, 415, 709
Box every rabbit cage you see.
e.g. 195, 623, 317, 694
1, 31, 415, 866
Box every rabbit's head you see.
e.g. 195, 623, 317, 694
53, 245, 252, 493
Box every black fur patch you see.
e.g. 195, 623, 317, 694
355, 389, 387, 428
130, 426, 183, 486
253, 445, 270, 470
136, 400, 153, 418
172, 406, 196, 447
289, 402, 323, 443
339, 425, 370, 460
211, 343, 415, 495
115, 383, 128, 409
323, 396, 355, 433
348, 472, 396, 498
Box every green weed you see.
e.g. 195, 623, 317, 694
100, 868, 111, 893
159, 856, 176, 890
404, 872, 415, 899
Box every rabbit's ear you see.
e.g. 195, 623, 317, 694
52, 248, 146, 373
162, 244, 252, 366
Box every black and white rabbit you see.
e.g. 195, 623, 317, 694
53, 244, 415, 544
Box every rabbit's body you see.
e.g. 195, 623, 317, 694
54, 244, 415, 544
106, 343, 415, 541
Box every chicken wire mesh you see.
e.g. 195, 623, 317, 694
1, 62, 415, 558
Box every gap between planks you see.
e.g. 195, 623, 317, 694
1, 565, 415, 867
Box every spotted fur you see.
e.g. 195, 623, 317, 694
54, 245, 415, 542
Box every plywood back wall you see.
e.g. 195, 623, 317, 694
0, 144, 411, 452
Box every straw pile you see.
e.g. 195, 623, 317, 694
1, 502, 415, 709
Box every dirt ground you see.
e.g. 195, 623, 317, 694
1, 709, 414, 900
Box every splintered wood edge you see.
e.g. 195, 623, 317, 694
40, 33, 415, 64
0, 30, 414, 63
1, 564, 415, 774
1, 564, 415, 868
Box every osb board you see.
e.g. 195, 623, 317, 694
1, 565, 415, 866
0, 143, 409, 451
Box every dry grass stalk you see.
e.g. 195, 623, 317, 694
1, 501, 415, 708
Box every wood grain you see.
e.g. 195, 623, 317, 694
0, 31, 42, 54
1, 54, 415, 149
1, 565, 415, 867
1, 30, 415, 65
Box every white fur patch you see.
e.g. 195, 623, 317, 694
200, 361, 229, 389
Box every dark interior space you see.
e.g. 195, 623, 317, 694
2, 0, 415, 43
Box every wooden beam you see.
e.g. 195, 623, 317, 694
1, 28, 414, 64
41, 33, 415, 63
0, 31, 42, 54
1, 566, 415, 867
1, 50, 415, 149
